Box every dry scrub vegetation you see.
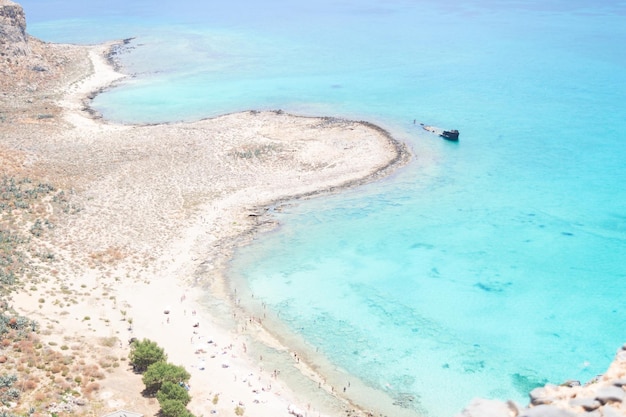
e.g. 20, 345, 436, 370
0, 170, 123, 417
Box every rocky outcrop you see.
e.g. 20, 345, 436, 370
0, 0, 29, 58
458, 344, 626, 417
0, 0, 93, 123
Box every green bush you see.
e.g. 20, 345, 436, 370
0, 308, 37, 339
159, 399, 194, 417
129, 338, 167, 372
157, 381, 190, 406
142, 362, 190, 394
0, 374, 20, 405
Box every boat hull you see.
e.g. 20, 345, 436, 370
440, 130, 459, 141
421, 124, 459, 141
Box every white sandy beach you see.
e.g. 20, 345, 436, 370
3, 37, 412, 417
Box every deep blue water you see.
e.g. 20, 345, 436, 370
22, 1, 626, 416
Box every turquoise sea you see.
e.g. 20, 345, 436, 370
23, 1, 626, 416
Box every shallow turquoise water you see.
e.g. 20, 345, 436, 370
23, 1, 626, 415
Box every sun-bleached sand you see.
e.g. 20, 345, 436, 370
3, 38, 413, 417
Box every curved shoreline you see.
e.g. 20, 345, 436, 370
174, 116, 414, 417
184, 120, 414, 416
85, 42, 416, 417
6, 37, 416, 417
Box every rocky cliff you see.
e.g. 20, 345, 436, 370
0, 0, 92, 124
0, 0, 29, 58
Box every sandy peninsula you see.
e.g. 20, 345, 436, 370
1, 29, 416, 417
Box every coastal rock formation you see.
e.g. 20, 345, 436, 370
0, 0, 29, 57
458, 344, 626, 417
0, 0, 92, 124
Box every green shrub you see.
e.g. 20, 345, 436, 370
129, 338, 167, 373
157, 381, 190, 406
142, 362, 189, 394
0, 374, 20, 405
159, 399, 194, 417
0, 309, 37, 339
